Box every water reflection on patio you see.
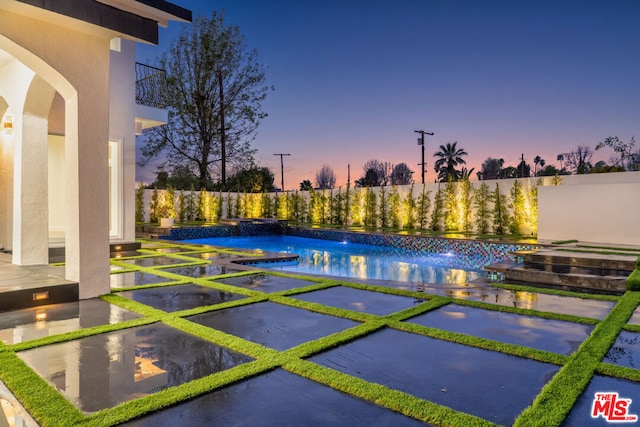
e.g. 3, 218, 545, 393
17, 323, 253, 412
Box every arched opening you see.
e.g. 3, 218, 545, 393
0, 33, 111, 299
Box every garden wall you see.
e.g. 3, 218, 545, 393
538, 181, 640, 245
139, 171, 640, 245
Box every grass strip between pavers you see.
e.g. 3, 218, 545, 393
555, 247, 640, 257
82, 359, 280, 427
6, 316, 161, 353
452, 298, 600, 325
283, 359, 500, 427
514, 291, 640, 426
6, 239, 639, 427
596, 362, 640, 382
491, 282, 621, 302
0, 351, 84, 427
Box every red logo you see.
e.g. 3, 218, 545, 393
592, 392, 638, 423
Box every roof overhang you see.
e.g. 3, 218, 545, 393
0, 0, 191, 45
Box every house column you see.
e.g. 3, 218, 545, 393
12, 75, 55, 265
64, 55, 111, 299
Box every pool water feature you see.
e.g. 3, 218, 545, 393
186, 235, 487, 284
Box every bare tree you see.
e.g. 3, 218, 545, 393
563, 146, 593, 174
360, 159, 392, 186
390, 163, 413, 185
315, 164, 336, 189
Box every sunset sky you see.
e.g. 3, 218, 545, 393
136, 0, 640, 189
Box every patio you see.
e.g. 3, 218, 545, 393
1, 240, 639, 426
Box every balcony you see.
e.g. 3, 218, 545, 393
135, 62, 168, 109
135, 62, 169, 132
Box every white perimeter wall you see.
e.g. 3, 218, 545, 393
538, 180, 640, 245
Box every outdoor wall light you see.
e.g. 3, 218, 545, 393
1, 114, 13, 137
32, 291, 49, 301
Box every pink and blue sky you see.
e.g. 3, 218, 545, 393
136, 0, 640, 189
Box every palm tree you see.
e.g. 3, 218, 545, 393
433, 142, 468, 182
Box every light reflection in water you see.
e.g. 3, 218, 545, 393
186, 236, 486, 284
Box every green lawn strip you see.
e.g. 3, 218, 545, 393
336, 279, 441, 300
452, 299, 599, 325
0, 351, 84, 427
167, 295, 268, 318
263, 270, 333, 284
268, 281, 342, 297
623, 323, 640, 333
551, 239, 578, 245
189, 278, 267, 298
285, 321, 387, 359
577, 244, 640, 253
596, 362, 640, 382
267, 294, 378, 323
514, 291, 640, 427
101, 293, 171, 317
162, 316, 279, 360
7, 316, 160, 352
555, 248, 640, 257
383, 297, 455, 322
390, 320, 568, 366
491, 282, 620, 302
109, 279, 193, 293
82, 359, 280, 427
283, 359, 499, 427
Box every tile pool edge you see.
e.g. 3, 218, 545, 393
163, 224, 538, 262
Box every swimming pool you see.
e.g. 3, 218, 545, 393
185, 235, 485, 284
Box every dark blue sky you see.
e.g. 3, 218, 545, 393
137, 0, 640, 188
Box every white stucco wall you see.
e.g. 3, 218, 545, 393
109, 38, 136, 243
538, 182, 640, 245
1, 9, 111, 298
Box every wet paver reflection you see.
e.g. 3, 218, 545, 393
293, 286, 425, 315
118, 257, 193, 268
217, 273, 317, 293
0, 299, 140, 345
121, 368, 430, 427
407, 304, 593, 355
161, 264, 241, 278
189, 302, 359, 351
110, 272, 174, 289
406, 283, 614, 319
309, 328, 558, 426
17, 323, 253, 412
562, 375, 640, 426
602, 330, 640, 369
628, 307, 640, 326
117, 284, 247, 312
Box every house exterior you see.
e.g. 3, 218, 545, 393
0, 0, 191, 298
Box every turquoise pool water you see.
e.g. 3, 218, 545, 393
185, 235, 484, 284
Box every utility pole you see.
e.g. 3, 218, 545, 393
521, 153, 525, 178
414, 130, 434, 184
273, 153, 290, 191
218, 70, 226, 189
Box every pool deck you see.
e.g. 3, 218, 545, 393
0, 239, 639, 426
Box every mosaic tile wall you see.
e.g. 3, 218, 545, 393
163, 222, 286, 241
164, 224, 536, 268
162, 225, 236, 241
285, 227, 537, 265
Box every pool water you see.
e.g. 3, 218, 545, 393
185, 236, 484, 284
